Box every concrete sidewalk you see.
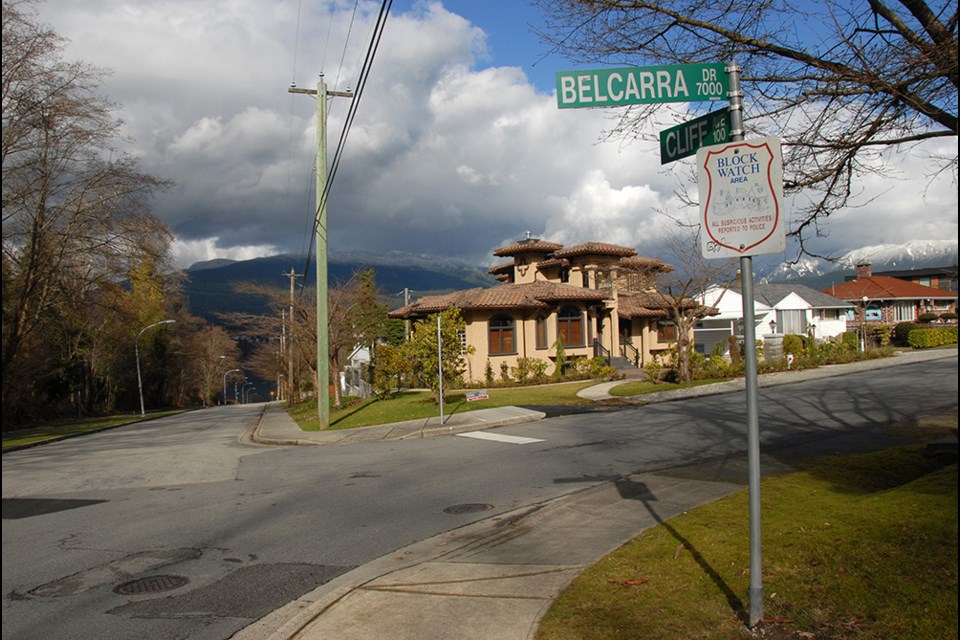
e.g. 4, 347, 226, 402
250, 404, 547, 446
233, 472, 745, 640
237, 348, 957, 640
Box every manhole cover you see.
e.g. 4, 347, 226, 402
443, 503, 494, 515
114, 575, 189, 595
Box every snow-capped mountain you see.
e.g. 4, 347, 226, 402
760, 239, 958, 287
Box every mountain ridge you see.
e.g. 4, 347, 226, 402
181, 240, 957, 321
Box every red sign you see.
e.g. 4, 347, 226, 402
697, 137, 785, 258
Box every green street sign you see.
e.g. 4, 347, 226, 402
556, 63, 728, 109
659, 109, 731, 164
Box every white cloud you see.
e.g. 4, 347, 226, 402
32, 0, 957, 271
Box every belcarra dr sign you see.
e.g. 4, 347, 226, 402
556, 63, 729, 109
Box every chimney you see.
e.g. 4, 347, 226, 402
856, 263, 872, 279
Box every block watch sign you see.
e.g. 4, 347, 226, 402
697, 136, 785, 258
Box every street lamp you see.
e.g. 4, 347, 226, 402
241, 382, 254, 404
223, 369, 240, 405
136, 319, 176, 416
860, 295, 869, 351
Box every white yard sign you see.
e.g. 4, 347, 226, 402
698, 136, 785, 258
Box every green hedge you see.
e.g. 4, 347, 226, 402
841, 331, 859, 350
907, 326, 958, 348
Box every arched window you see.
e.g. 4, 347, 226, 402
557, 306, 584, 347
488, 315, 516, 354
535, 315, 548, 349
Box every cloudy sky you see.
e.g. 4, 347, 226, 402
31, 0, 958, 270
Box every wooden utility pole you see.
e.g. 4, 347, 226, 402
289, 77, 353, 427
282, 269, 302, 402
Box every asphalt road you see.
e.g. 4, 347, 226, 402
2, 356, 956, 640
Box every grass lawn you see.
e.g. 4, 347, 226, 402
607, 377, 727, 397
536, 414, 958, 640
288, 380, 600, 431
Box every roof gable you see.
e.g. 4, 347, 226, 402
751, 283, 851, 309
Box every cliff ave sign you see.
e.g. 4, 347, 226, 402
556, 63, 728, 108
660, 108, 730, 164
697, 136, 785, 258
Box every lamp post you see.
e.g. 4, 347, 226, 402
860, 296, 869, 351
136, 319, 176, 416
242, 383, 254, 404
223, 369, 240, 405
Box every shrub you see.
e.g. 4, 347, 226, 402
940, 312, 958, 321
871, 324, 892, 347
692, 350, 737, 379
841, 331, 859, 350
894, 322, 918, 346
499, 362, 511, 383
908, 326, 958, 348
782, 334, 804, 356
511, 357, 549, 384
728, 335, 742, 367
570, 356, 617, 380
643, 359, 662, 382
553, 340, 567, 379
484, 360, 494, 386
918, 312, 940, 323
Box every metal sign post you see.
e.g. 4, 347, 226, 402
722, 61, 766, 628
558, 59, 777, 629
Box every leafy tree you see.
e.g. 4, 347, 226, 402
327, 269, 388, 408
402, 307, 473, 405
534, 0, 957, 258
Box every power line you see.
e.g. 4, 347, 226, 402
299, 0, 394, 289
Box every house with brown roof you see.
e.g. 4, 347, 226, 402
823, 263, 957, 327
389, 237, 694, 383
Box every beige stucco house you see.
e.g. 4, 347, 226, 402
389, 238, 693, 383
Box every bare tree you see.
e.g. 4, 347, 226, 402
3, 1, 176, 423
534, 0, 957, 258
652, 226, 739, 382
221, 269, 388, 410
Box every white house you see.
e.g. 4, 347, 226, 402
695, 287, 772, 356
696, 284, 851, 356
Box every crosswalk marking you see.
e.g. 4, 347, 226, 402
456, 431, 544, 445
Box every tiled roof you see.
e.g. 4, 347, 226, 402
822, 276, 958, 301
388, 282, 608, 318
493, 239, 564, 257
552, 242, 636, 259
616, 291, 707, 318
536, 257, 570, 270
618, 256, 673, 272
488, 261, 514, 274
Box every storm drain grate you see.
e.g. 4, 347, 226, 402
114, 575, 189, 595
443, 503, 494, 515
